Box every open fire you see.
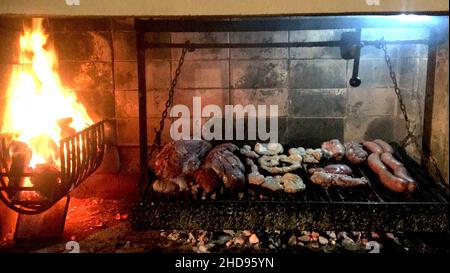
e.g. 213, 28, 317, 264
0, 18, 93, 178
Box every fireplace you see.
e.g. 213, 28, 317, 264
0, 13, 448, 253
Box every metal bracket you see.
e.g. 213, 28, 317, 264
340, 30, 363, 87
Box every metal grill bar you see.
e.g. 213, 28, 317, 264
144, 39, 429, 49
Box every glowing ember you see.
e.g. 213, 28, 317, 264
0, 18, 93, 169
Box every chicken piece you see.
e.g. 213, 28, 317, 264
152, 179, 179, 194
254, 143, 283, 155
310, 172, 368, 187
239, 145, 259, 158
193, 167, 222, 194
303, 154, 320, 164
344, 142, 368, 164
321, 139, 345, 160
281, 173, 306, 193
245, 158, 265, 186
258, 155, 280, 167
204, 143, 245, 189
153, 140, 212, 179
261, 176, 284, 191
306, 148, 323, 161
289, 147, 307, 157
260, 163, 302, 174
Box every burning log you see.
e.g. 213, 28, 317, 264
31, 164, 62, 200
8, 140, 32, 197
57, 118, 77, 139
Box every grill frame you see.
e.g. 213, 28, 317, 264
133, 17, 449, 232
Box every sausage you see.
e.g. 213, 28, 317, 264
380, 152, 417, 191
368, 153, 416, 193
393, 166, 417, 192
367, 153, 387, 174
373, 139, 394, 153
363, 141, 384, 154
380, 152, 404, 170
378, 169, 410, 193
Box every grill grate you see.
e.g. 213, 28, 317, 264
133, 142, 449, 232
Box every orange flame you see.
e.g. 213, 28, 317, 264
1, 18, 93, 169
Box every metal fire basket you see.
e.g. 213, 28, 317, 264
0, 120, 106, 215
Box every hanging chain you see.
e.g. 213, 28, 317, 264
375, 38, 445, 183
152, 43, 193, 150
138, 42, 193, 194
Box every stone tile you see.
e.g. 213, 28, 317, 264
146, 60, 171, 89
104, 119, 117, 145
289, 29, 345, 60
396, 58, 420, 91
361, 44, 428, 59
115, 60, 170, 91
230, 117, 288, 144
147, 90, 170, 118
0, 64, 12, 99
231, 60, 287, 89
230, 89, 288, 116
114, 61, 170, 91
113, 32, 136, 61
290, 29, 346, 42
348, 88, 396, 117
351, 59, 392, 89
59, 62, 113, 91
75, 90, 115, 120
145, 32, 172, 60
353, 58, 420, 91
112, 18, 135, 31
289, 60, 347, 89
291, 47, 342, 59
230, 31, 288, 59
116, 118, 171, 145
173, 89, 230, 113
116, 118, 139, 145
0, 30, 21, 64
288, 118, 344, 147
114, 61, 138, 91
71, 174, 119, 199
115, 91, 138, 118
176, 60, 229, 88
0, 17, 24, 31
115, 90, 172, 119
118, 146, 140, 174
96, 145, 121, 174
54, 31, 112, 61
172, 32, 229, 60
289, 89, 346, 118
49, 18, 111, 31
344, 115, 395, 142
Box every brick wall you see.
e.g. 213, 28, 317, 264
0, 17, 446, 204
